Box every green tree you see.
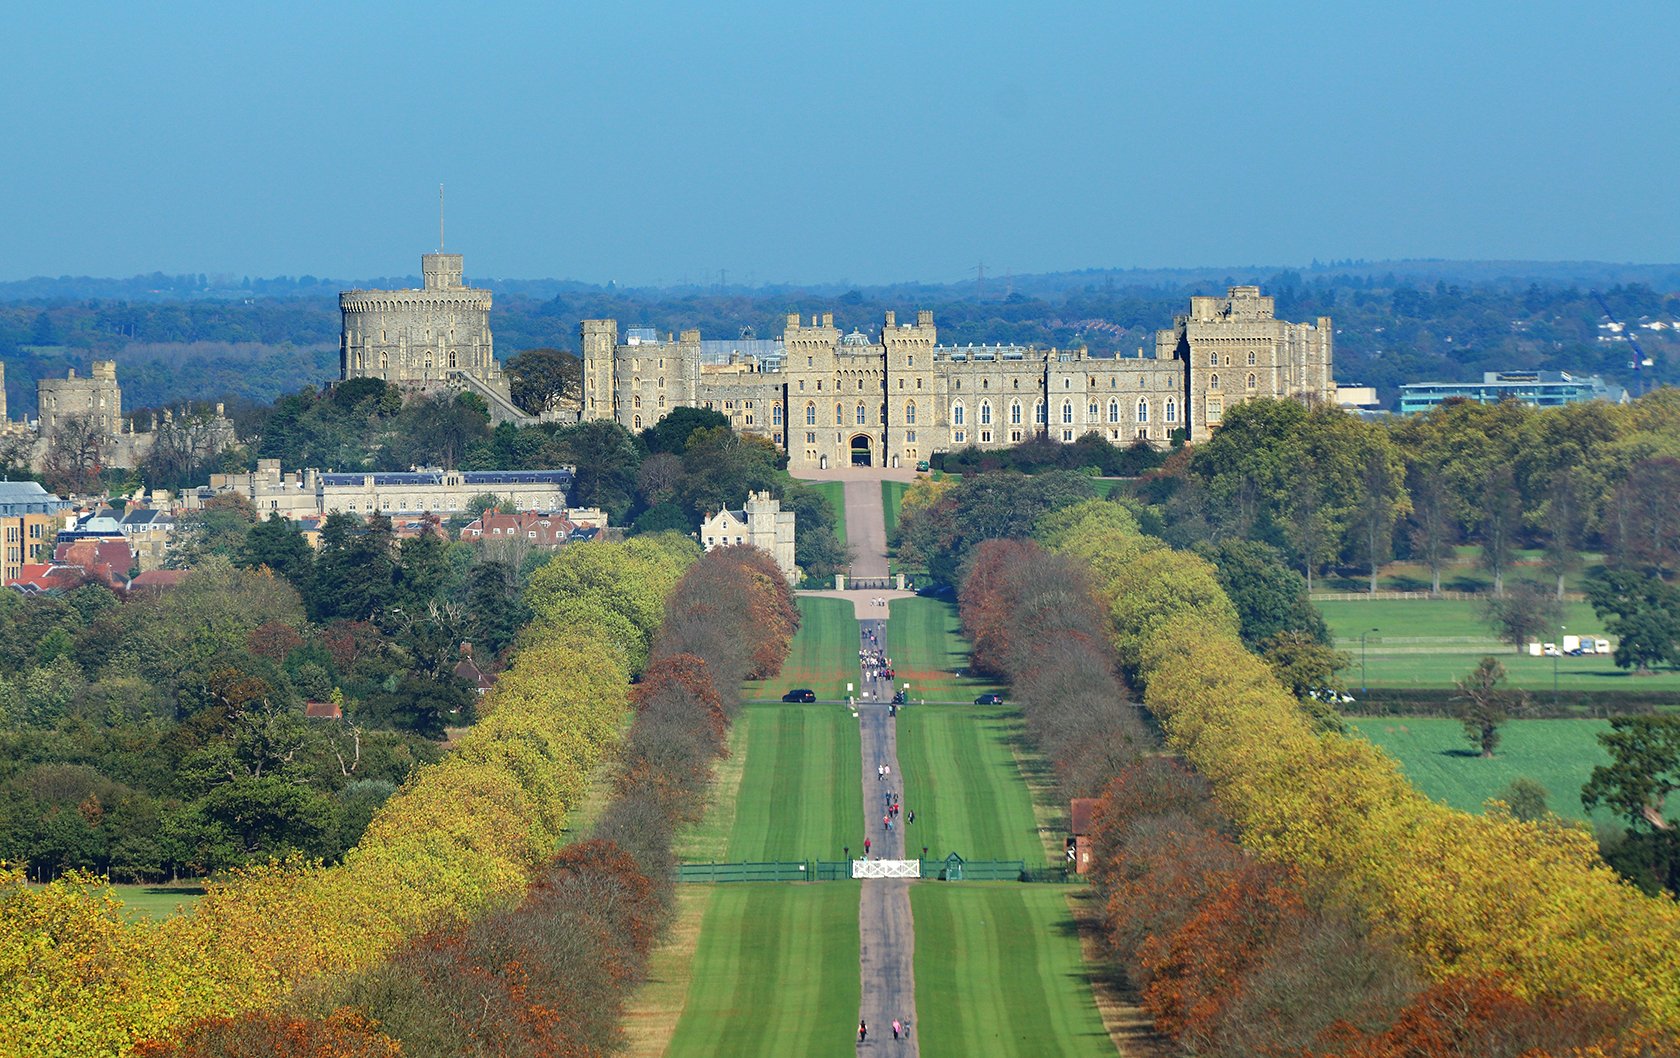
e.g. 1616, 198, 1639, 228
552, 420, 643, 522
1259, 631, 1350, 733
640, 406, 730, 456
1540, 467, 1586, 600
239, 512, 314, 588
1477, 464, 1522, 596
1405, 461, 1457, 596
311, 512, 398, 622
1481, 579, 1564, 652
1452, 656, 1527, 758
1585, 566, 1680, 673
1197, 539, 1328, 647
505, 347, 581, 416
1498, 777, 1550, 823
1583, 715, 1680, 833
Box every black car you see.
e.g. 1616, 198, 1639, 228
782, 689, 817, 703
974, 693, 1004, 705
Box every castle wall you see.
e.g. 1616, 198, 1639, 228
582, 286, 1331, 468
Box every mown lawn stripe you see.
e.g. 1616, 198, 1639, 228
898, 705, 1043, 863
665, 884, 860, 1058
912, 886, 1112, 1058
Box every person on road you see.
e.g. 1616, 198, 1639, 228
864, 838, 871, 856
859, 1019, 867, 1043
892, 1019, 902, 1041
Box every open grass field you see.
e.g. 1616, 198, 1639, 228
1320, 597, 1680, 691
912, 885, 1114, 1058
724, 703, 862, 862
881, 479, 909, 540
887, 597, 1005, 703
806, 480, 849, 547
897, 706, 1046, 864
744, 596, 858, 701
111, 883, 205, 920
1350, 717, 1617, 825
664, 884, 862, 1058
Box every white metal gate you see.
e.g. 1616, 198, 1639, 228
852, 859, 920, 879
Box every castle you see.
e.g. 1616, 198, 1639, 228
581, 286, 1334, 472
1, 360, 237, 479
339, 251, 530, 424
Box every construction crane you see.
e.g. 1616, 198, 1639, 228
1592, 291, 1655, 396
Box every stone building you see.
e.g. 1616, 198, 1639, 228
700, 491, 797, 580
12, 361, 238, 476
37, 361, 123, 437
340, 251, 528, 424
581, 286, 1334, 472
186, 459, 576, 518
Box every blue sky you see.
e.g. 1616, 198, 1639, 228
2, 2, 1675, 285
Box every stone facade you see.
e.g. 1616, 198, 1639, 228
38, 361, 122, 437
188, 459, 576, 518
700, 491, 797, 580
582, 287, 1334, 471
340, 252, 530, 424
1156, 285, 1334, 435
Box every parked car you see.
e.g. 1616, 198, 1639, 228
782, 689, 817, 703
974, 693, 1004, 705
915, 460, 930, 472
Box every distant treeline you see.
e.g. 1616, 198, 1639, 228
2, 267, 1678, 412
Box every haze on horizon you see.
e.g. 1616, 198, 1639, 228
2, 2, 1675, 287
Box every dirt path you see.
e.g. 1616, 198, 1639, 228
856, 617, 918, 1053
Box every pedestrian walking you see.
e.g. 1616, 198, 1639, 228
907, 809, 915, 825
863, 838, 871, 855
878, 764, 885, 782
859, 1019, 867, 1043
892, 1019, 902, 1041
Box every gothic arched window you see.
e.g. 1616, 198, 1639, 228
1137, 399, 1149, 423
1010, 401, 1022, 425
805, 402, 816, 426
979, 400, 992, 425
952, 401, 965, 426
906, 401, 917, 425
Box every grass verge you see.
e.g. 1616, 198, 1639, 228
887, 596, 1005, 703
882, 480, 908, 540
620, 887, 711, 1058
808, 480, 849, 547
897, 706, 1046, 864
745, 596, 859, 701
912, 885, 1113, 1058
727, 703, 862, 862
664, 883, 862, 1058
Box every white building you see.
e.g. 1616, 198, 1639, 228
700, 491, 797, 581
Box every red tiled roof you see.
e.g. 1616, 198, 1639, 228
304, 700, 343, 719
1070, 797, 1101, 836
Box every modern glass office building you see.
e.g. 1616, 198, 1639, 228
1398, 371, 1628, 415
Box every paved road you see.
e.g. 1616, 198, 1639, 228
856, 617, 918, 1053
844, 478, 891, 581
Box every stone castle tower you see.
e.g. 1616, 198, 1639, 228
37, 360, 122, 436
339, 252, 502, 388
